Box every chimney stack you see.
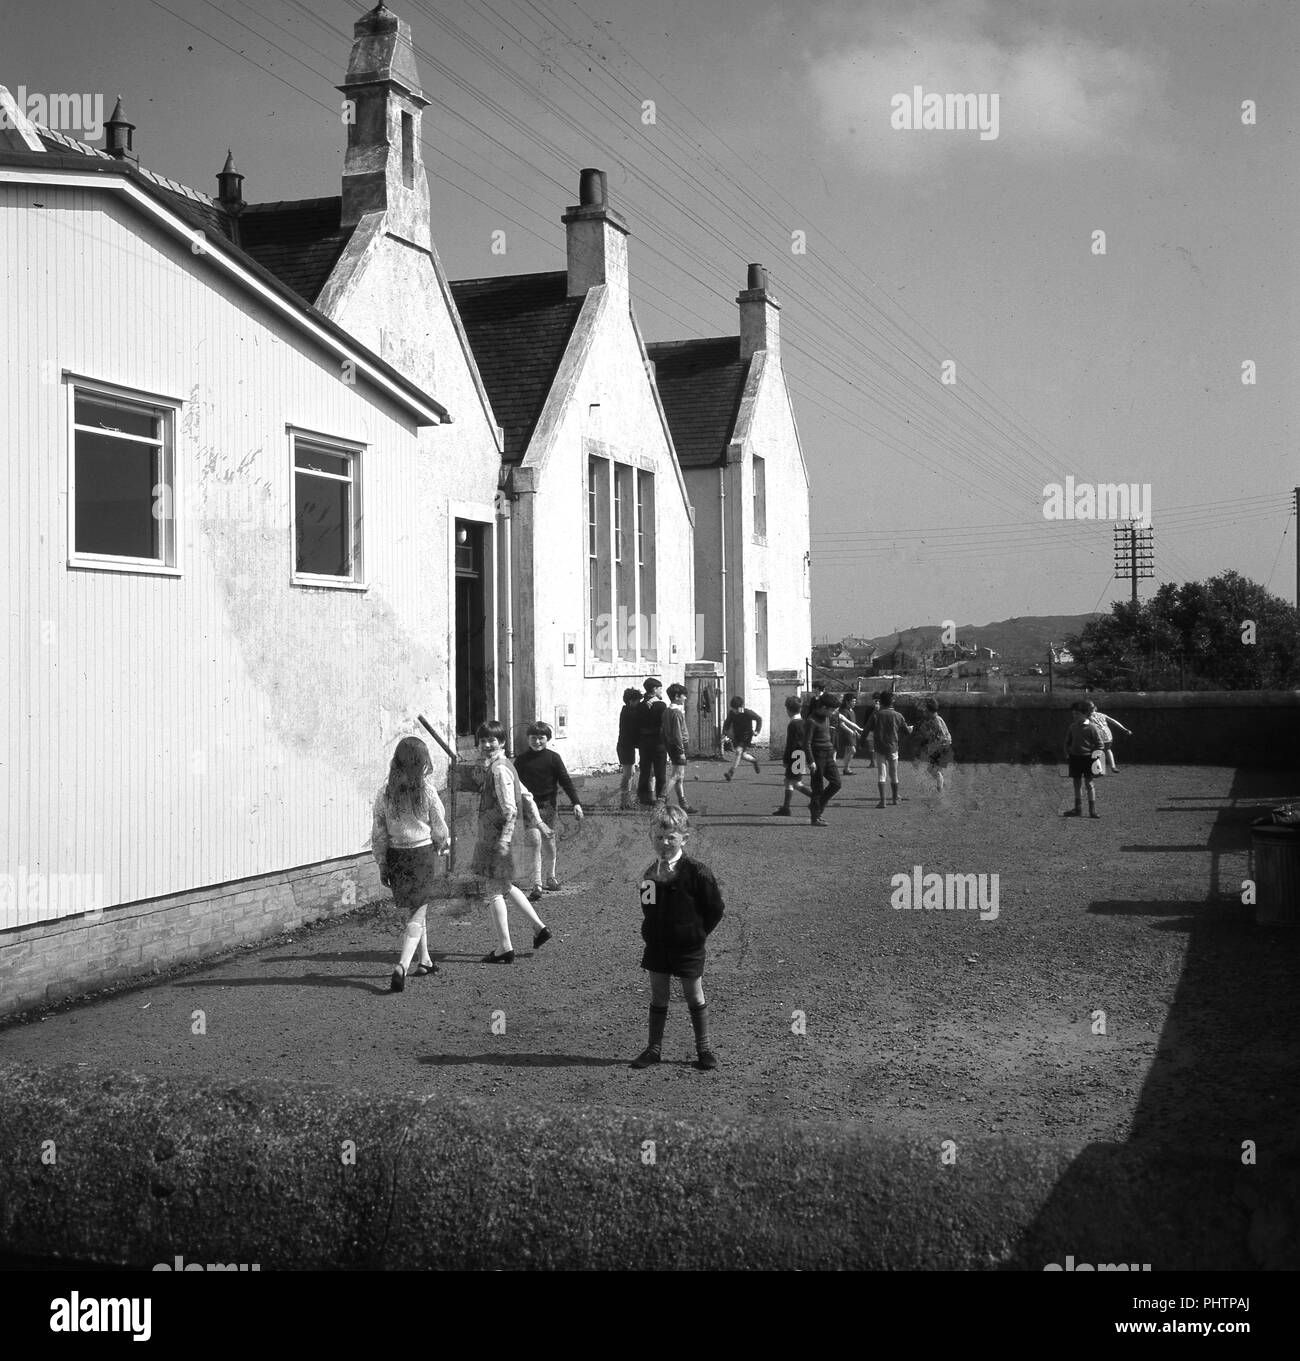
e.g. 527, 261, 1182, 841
216, 150, 244, 212
561, 167, 629, 299
737, 261, 780, 360
104, 96, 137, 165
336, 1, 431, 247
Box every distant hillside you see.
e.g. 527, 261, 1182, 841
852, 615, 1099, 666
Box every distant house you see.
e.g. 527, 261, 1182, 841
827, 646, 855, 669
874, 648, 919, 674
1050, 644, 1075, 665
846, 645, 877, 670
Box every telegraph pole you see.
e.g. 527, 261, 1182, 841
1113, 521, 1154, 604
1294, 487, 1299, 608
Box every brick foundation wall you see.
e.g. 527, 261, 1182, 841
0, 855, 384, 1021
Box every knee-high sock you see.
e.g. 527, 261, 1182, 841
416, 925, 432, 966
398, 920, 422, 971
688, 1001, 711, 1052
543, 834, 558, 879
507, 883, 545, 930
489, 895, 512, 953
647, 1004, 668, 1052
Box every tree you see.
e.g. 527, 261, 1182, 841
1067, 572, 1299, 690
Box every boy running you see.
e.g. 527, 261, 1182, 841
773, 695, 814, 816
722, 696, 763, 781
1064, 700, 1104, 818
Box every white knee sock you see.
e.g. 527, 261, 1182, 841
489, 895, 512, 953
398, 921, 422, 971
507, 883, 545, 931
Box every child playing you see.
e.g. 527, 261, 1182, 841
833, 692, 864, 774
471, 720, 552, 961
371, 736, 451, 992
803, 691, 842, 825
913, 697, 954, 792
1089, 705, 1133, 772
636, 678, 669, 807
616, 686, 642, 810
515, 720, 584, 901
661, 683, 698, 813
630, 806, 725, 1071
870, 692, 913, 807
773, 694, 814, 816
722, 696, 763, 780
1063, 701, 1104, 818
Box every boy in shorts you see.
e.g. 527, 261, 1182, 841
630, 807, 725, 1071
1064, 701, 1104, 818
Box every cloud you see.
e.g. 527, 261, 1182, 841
805, 1, 1163, 176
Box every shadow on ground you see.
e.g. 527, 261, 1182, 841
1004, 767, 1300, 1269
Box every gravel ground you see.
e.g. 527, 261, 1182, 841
2, 761, 1296, 1155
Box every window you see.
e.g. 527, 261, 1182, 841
70, 384, 177, 571
292, 435, 362, 584
615, 464, 636, 660
637, 470, 656, 659
755, 590, 768, 676
401, 111, 414, 188
753, 454, 767, 540
587, 452, 656, 665
588, 455, 611, 657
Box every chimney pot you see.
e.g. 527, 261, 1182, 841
747, 262, 768, 291
105, 95, 136, 162
217, 149, 244, 211
579, 168, 606, 207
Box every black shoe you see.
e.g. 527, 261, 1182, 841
527, 885, 543, 903
390, 965, 406, 992
695, 1050, 718, 1071
630, 1047, 661, 1069
682, 805, 699, 814
412, 961, 438, 977
772, 807, 791, 816
1089, 808, 1101, 819
543, 878, 562, 892
533, 926, 552, 949
1063, 808, 1082, 817
482, 949, 515, 963
811, 817, 829, 826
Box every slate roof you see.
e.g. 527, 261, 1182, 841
645, 337, 750, 468
30, 129, 349, 305
238, 198, 350, 305
449, 271, 584, 462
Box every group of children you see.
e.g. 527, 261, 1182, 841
371, 720, 724, 1070
370, 684, 1129, 1067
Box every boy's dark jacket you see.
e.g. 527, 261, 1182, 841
640, 855, 725, 953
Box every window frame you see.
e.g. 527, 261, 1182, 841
289, 426, 367, 591
66, 375, 182, 577
752, 453, 767, 544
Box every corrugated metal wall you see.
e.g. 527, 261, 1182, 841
1, 182, 453, 927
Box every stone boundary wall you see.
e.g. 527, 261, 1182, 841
0, 1068, 1294, 1270
768, 691, 1300, 769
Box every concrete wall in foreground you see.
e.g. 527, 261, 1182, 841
0, 1068, 1294, 1270
845, 692, 1300, 769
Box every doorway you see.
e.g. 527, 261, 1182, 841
454, 519, 489, 740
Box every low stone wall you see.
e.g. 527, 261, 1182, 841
0, 1067, 1293, 1270
0, 855, 382, 1021
766, 692, 1300, 768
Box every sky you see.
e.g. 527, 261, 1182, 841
6, 0, 1298, 640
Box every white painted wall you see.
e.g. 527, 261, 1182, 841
1, 183, 455, 925
513, 289, 695, 771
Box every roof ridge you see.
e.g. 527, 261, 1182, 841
647, 335, 740, 349
37, 126, 217, 205
243, 195, 342, 214
449, 268, 567, 288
